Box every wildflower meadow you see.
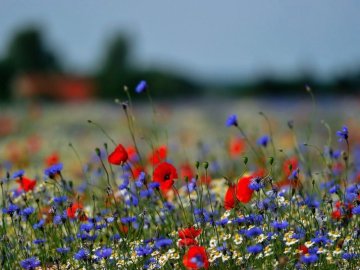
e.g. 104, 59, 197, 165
1, 84, 360, 270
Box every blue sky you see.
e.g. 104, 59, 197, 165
1, 0, 360, 81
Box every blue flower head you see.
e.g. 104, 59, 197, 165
246, 244, 263, 254
20, 257, 41, 270
271, 220, 289, 230
336, 126, 348, 142
301, 254, 318, 264
44, 163, 63, 177
56, 247, 70, 254
226, 114, 238, 127
74, 248, 89, 260
135, 80, 148, 93
95, 247, 112, 259
12, 169, 25, 179
155, 238, 172, 249
257, 135, 270, 147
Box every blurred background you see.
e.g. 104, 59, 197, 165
1, 1, 360, 171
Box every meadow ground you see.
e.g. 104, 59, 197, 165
0, 95, 360, 269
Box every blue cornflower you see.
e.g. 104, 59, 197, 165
304, 196, 320, 209
33, 219, 45, 230
329, 185, 340, 194
301, 254, 318, 264
20, 257, 41, 270
352, 205, 360, 215
74, 248, 89, 260
2, 203, 19, 215
135, 172, 146, 188
342, 253, 359, 260
345, 192, 357, 202
288, 168, 299, 180
148, 182, 160, 189
21, 207, 35, 218
311, 235, 330, 245
257, 135, 270, 147
80, 222, 94, 233
246, 214, 264, 225
271, 220, 289, 230
56, 247, 70, 254
215, 218, 229, 227
44, 163, 63, 177
110, 233, 121, 241
226, 114, 238, 127
135, 244, 153, 256
163, 201, 175, 211
135, 80, 148, 93
186, 178, 197, 193
53, 214, 66, 225
244, 226, 263, 238
155, 238, 172, 249
246, 244, 263, 254
33, 238, 46, 245
119, 177, 129, 190
140, 189, 154, 198
54, 195, 67, 204
95, 247, 112, 259
121, 216, 137, 224
12, 169, 25, 179
249, 177, 263, 191
336, 126, 348, 141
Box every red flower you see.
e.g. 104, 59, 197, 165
45, 152, 60, 167
148, 145, 167, 165
180, 163, 194, 181
108, 144, 128, 165
298, 245, 309, 255
132, 164, 145, 179
16, 176, 36, 192
236, 175, 254, 203
66, 202, 87, 221
224, 184, 236, 210
178, 227, 202, 239
126, 146, 138, 162
183, 246, 209, 269
179, 238, 198, 247
283, 157, 298, 176
153, 162, 178, 192
229, 137, 245, 158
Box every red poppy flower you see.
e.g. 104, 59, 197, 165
108, 144, 128, 165
126, 146, 138, 162
236, 175, 254, 203
224, 184, 236, 210
298, 245, 309, 255
148, 145, 167, 165
153, 162, 178, 192
180, 163, 194, 181
66, 202, 87, 221
183, 246, 209, 269
45, 152, 60, 167
132, 164, 145, 179
283, 157, 298, 176
179, 238, 198, 247
229, 137, 245, 158
178, 227, 202, 239
16, 176, 36, 192
331, 209, 342, 220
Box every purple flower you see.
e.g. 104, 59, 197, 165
257, 135, 270, 147
135, 80, 148, 93
246, 244, 263, 254
352, 205, 360, 215
244, 227, 263, 238
226, 114, 238, 127
271, 220, 289, 230
80, 222, 94, 233
95, 247, 112, 259
155, 238, 172, 249
56, 247, 70, 254
2, 203, 19, 215
20, 257, 41, 270
44, 163, 63, 177
336, 126, 348, 141
74, 248, 89, 260
301, 254, 318, 264
12, 169, 25, 179
135, 244, 153, 256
